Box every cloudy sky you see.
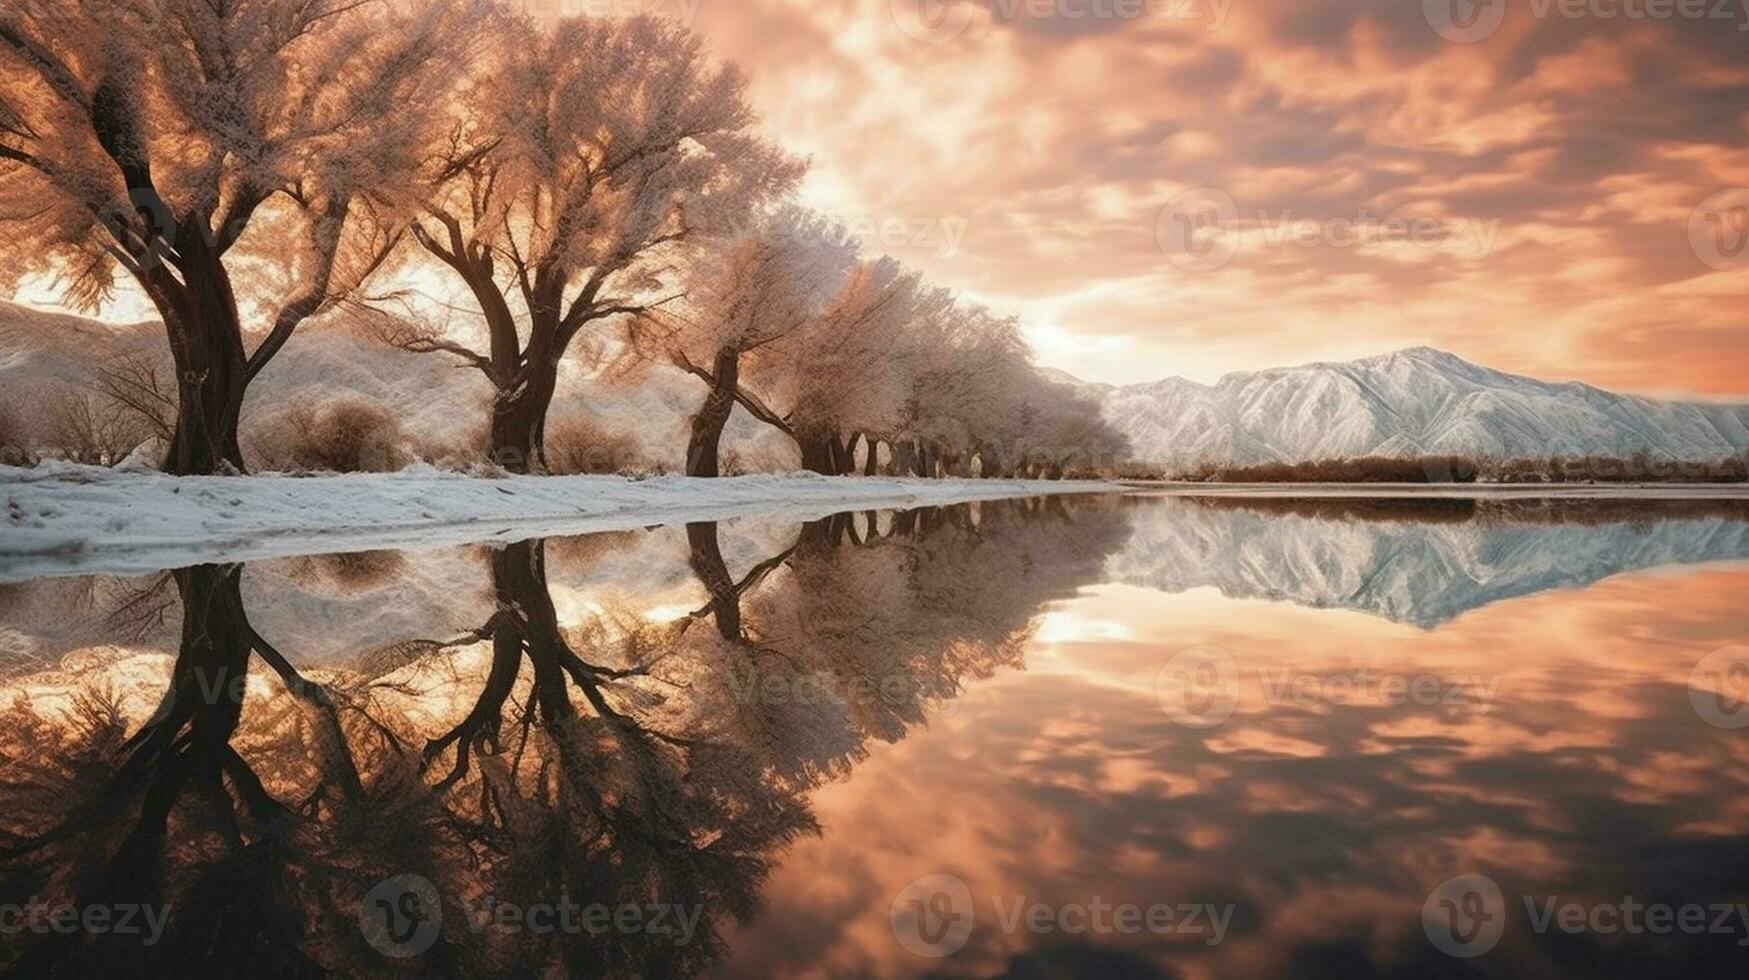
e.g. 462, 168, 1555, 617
633, 0, 1749, 396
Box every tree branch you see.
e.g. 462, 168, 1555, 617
733, 383, 793, 436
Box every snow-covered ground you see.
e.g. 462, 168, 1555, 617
0, 463, 1120, 581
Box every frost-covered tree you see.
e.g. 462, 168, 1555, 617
1017, 378, 1131, 477
879, 300, 1128, 478
712, 257, 945, 474
888, 300, 1027, 476
0, 0, 468, 474
771, 260, 949, 474
385, 12, 803, 473
629, 208, 858, 477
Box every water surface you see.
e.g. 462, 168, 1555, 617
2, 495, 1747, 978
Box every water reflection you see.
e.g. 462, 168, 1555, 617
0, 497, 1129, 977
1114, 496, 1749, 626
1, 495, 1746, 977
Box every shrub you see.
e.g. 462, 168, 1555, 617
285, 550, 407, 589
252, 397, 408, 473
545, 415, 644, 475
0, 396, 29, 468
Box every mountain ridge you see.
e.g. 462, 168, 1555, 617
1048, 347, 1749, 470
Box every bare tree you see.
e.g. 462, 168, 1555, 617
90, 353, 176, 447
391, 12, 803, 473
0, 0, 471, 473
49, 392, 151, 465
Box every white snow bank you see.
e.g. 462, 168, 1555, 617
0, 462, 1120, 581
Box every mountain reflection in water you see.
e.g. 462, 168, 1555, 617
0, 493, 1746, 978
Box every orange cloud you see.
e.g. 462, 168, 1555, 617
677, 0, 1749, 394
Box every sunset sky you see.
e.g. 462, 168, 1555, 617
655, 0, 1749, 396
20, 0, 1746, 397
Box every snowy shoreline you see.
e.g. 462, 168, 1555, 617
0, 464, 1121, 582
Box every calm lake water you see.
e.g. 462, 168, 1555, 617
2, 494, 1748, 978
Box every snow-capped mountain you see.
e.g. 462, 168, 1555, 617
1067, 348, 1749, 470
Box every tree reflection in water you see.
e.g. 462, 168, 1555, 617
0, 497, 1131, 977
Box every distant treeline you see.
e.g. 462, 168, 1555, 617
1188, 495, 1749, 526
1145, 451, 1749, 484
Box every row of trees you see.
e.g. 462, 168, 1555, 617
0, 1, 1126, 478
616, 207, 1128, 478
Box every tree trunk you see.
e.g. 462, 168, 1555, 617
686, 347, 740, 478
893, 440, 916, 477
686, 523, 741, 640
156, 257, 250, 475
161, 351, 248, 475
864, 438, 881, 476
490, 359, 561, 474
977, 445, 1005, 479
830, 432, 853, 475
798, 431, 837, 475
844, 432, 865, 476
894, 508, 918, 537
